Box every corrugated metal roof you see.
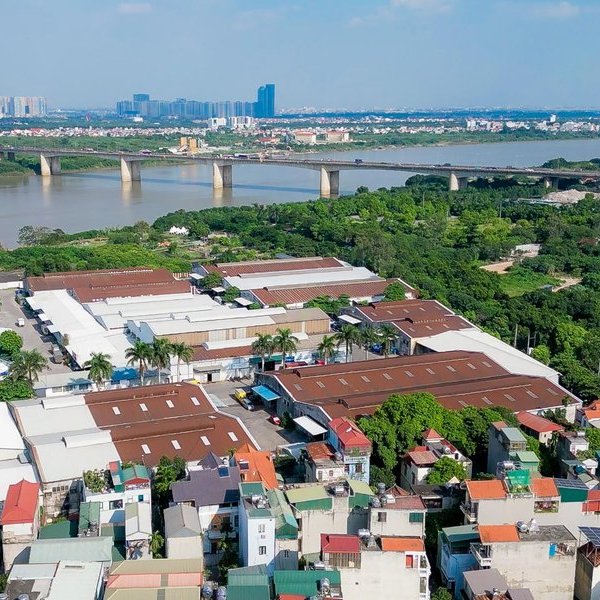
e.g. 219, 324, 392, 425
286, 485, 329, 504
274, 569, 342, 597
164, 504, 202, 538
109, 558, 204, 575
29, 536, 114, 563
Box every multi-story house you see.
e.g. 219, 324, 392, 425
171, 453, 241, 567
327, 418, 371, 484
0, 479, 40, 570
320, 532, 431, 600
237, 482, 298, 573
487, 421, 539, 475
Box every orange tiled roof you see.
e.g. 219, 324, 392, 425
465, 479, 507, 500
380, 537, 425, 552
478, 524, 519, 544
531, 478, 559, 498
234, 444, 278, 490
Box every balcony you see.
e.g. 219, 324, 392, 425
470, 543, 492, 567
460, 502, 478, 523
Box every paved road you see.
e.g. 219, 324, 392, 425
205, 379, 304, 451
0, 288, 71, 374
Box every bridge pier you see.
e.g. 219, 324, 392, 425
543, 176, 558, 190
212, 162, 233, 189
7, 152, 15, 161
449, 172, 468, 191
320, 168, 340, 197
120, 158, 141, 183
40, 154, 61, 177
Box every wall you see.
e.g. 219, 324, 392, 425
490, 540, 576, 600
85, 487, 151, 524
166, 534, 204, 560
368, 506, 425, 538
275, 538, 299, 571
197, 503, 239, 566
245, 514, 276, 572
339, 550, 430, 600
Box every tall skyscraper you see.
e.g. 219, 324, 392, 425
256, 83, 275, 118
133, 93, 150, 102
0, 96, 47, 118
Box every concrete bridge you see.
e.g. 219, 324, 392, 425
1, 145, 599, 196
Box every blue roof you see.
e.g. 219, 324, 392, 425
111, 367, 138, 382
252, 385, 280, 401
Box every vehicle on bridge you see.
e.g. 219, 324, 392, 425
355, 158, 363, 164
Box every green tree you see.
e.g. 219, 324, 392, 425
384, 282, 408, 301
431, 587, 453, 600
125, 340, 152, 385
360, 325, 380, 360
531, 344, 551, 366
251, 333, 275, 371
151, 338, 173, 383
0, 330, 23, 357
426, 456, 467, 484
201, 272, 223, 289
377, 323, 398, 357
217, 522, 239, 583
0, 379, 34, 402
273, 328, 299, 366
84, 352, 113, 389
153, 455, 186, 506
222, 286, 241, 303
334, 324, 361, 363
9, 349, 48, 385
317, 334, 338, 364
170, 341, 194, 382
150, 531, 164, 558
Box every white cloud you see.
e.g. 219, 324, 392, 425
349, 0, 454, 26
117, 3, 152, 15
530, 1, 580, 18
391, 0, 454, 12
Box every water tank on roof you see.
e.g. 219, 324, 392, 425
217, 586, 227, 600
201, 583, 214, 599
319, 578, 331, 593
313, 561, 326, 570
377, 482, 387, 495
334, 485, 345, 496
358, 529, 371, 539
371, 496, 381, 508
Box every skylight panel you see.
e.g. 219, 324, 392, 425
201, 436, 211, 446
526, 390, 538, 398
228, 432, 239, 442
426, 368, 435, 375
482, 397, 493, 405
166, 400, 175, 408
171, 440, 181, 450
141, 444, 151, 454
294, 384, 303, 391
547, 388, 559, 396
458, 400, 469, 407
339, 378, 349, 386
191, 396, 200, 406
316, 381, 325, 388
504, 394, 516, 402
383, 373, 392, 380
482, 361, 493, 368
112, 407, 121, 415
467, 363, 477, 370
404, 370, 414, 378
361, 376, 370, 383
446, 365, 456, 372
139, 403, 148, 412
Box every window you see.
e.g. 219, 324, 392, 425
258, 524, 266, 533
141, 444, 151, 454
112, 406, 121, 415
378, 512, 387, 523
406, 554, 414, 568
284, 550, 290, 558
138, 495, 144, 502
233, 515, 239, 527
228, 432, 239, 442
355, 463, 363, 473
166, 399, 175, 408
191, 396, 200, 405
109, 499, 123, 509
139, 403, 148, 412
259, 546, 267, 555
409, 512, 424, 523
171, 440, 181, 450
201, 436, 211, 446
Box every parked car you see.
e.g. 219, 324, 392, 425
234, 388, 247, 401
16, 318, 25, 327
268, 415, 281, 426
241, 398, 255, 411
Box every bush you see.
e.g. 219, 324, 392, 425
0, 330, 23, 357
0, 379, 33, 402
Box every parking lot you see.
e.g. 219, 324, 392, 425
205, 379, 305, 451
0, 288, 71, 374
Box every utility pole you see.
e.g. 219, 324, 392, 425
513, 323, 519, 348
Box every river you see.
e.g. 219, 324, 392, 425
1, 137, 600, 247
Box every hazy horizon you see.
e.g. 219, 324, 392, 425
1, 0, 597, 111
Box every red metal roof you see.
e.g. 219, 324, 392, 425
422, 428, 442, 441
0, 480, 40, 525
84, 383, 256, 467
517, 411, 564, 434
249, 278, 411, 307
234, 444, 279, 490
465, 480, 507, 501
478, 524, 519, 544
321, 533, 361, 554
329, 417, 371, 449
380, 537, 425, 552
204, 257, 345, 277
26, 267, 190, 302
531, 478, 559, 498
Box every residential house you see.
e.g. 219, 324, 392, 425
470, 523, 577, 600
285, 479, 373, 558
577, 401, 600, 429
557, 430, 599, 486
164, 504, 203, 560
125, 502, 152, 559
171, 453, 241, 567
320, 533, 430, 600
82, 460, 151, 525
412, 483, 463, 513
437, 524, 480, 598
487, 422, 531, 475
227, 565, 271, 600
575, 526, 600, 600
105, 558, 204, 600
462, 568, 535, 600
327, 417, 371, 484
232, 444, 279, 490
517, 411, 564, 445
0, 479, 40, 570
368, 485, 427, 539
273, 569, 343, 599
304, 441, 347, 484
28, 536, 115, 568
238, 482, 298, 573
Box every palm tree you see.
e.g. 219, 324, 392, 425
84, 352, 113, 390
361, 325, 379, 360
151, 338, 172, 383
9, 349, 48, 385
334, 324, 361, 363
149, 531, 164, 558
378, 323, 398, 358
251, 333, 274, 371
170, 341, 194, 382
317, 335, 338, 364
273, 328, 298, 367
125, 340, 152, 385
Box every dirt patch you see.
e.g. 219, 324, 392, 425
481, 260, 515, 274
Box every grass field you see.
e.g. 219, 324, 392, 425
499, 266, 560, 297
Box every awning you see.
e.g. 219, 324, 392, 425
211, 287, 226, 293
47, 324, 59, 334
338, 314, 362, 325
234, 297, 253, 307
293, 416, 327, 437
189, 273, 202, 281
251, 385, 280, 402
37, 312, 50, 322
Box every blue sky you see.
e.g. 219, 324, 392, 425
2, 0, 597, 109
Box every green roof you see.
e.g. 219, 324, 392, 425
122, 463, 150, 483
286, 485, 329, 504
512, 450, 540, 463
79, 501, 101, 535
240, 482, 267, 497
29, 536, 114, 564
38, 519, 78, 539
102, 523, 126, 542
274, 570, 342, 596
267, 489, 298, 539
348, 479, 374, 496
502, 427, 526, 443
442, 524, 480, 543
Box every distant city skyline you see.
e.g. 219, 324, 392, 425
0, 0, 598, 110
